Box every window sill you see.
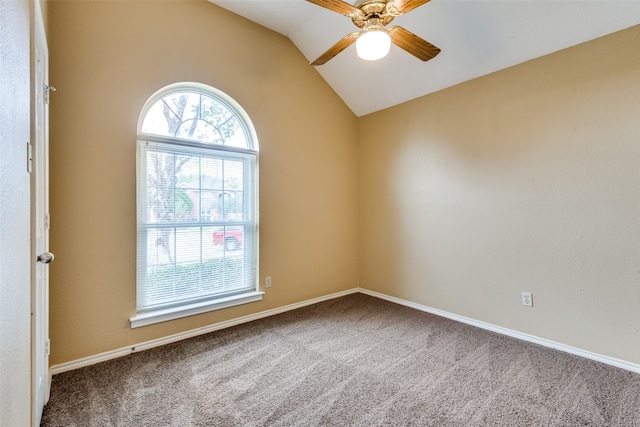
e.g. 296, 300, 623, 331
129, 291, 265, 328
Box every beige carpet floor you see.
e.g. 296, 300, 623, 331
41, 293, 640, 426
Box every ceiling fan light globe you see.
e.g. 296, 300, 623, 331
356, 30, 391, 61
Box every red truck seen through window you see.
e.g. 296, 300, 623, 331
212, 227, 243, 251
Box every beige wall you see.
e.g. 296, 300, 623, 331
0, 1, 32, 424
48, 0, 358, 365
359, 25, 640, 364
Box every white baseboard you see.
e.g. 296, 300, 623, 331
50, 288, 359, 375
359, 288, 640, 375
51, 287, 640, 376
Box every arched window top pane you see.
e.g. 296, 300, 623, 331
139, 83, 257, 151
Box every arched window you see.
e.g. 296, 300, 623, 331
131, 83, 260, 328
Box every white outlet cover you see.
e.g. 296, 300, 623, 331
522, 292, 533, 307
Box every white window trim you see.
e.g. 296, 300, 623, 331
129, 290, 265, 328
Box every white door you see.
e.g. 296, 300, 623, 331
32, 3, 52, 425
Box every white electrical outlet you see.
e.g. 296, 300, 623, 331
265, 276, 272, 288
522, 292, 533, 307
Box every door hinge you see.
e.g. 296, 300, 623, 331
45, 213, 50, 230
43, 84, 56, 105
45, 339, 51, 357
27, 141, 33, 173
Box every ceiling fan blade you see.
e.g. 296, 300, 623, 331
387, 26, 440, 61
389, 0, 431, 14
306, 0, 358, 16
311, 32, 360, 66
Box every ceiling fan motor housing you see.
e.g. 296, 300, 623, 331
351, 1, 396, 28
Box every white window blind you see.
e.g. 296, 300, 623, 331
134, 84, 259, 323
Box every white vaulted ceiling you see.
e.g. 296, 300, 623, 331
210, 0, 640, 116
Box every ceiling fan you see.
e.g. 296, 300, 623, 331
306, 0, 440, 66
